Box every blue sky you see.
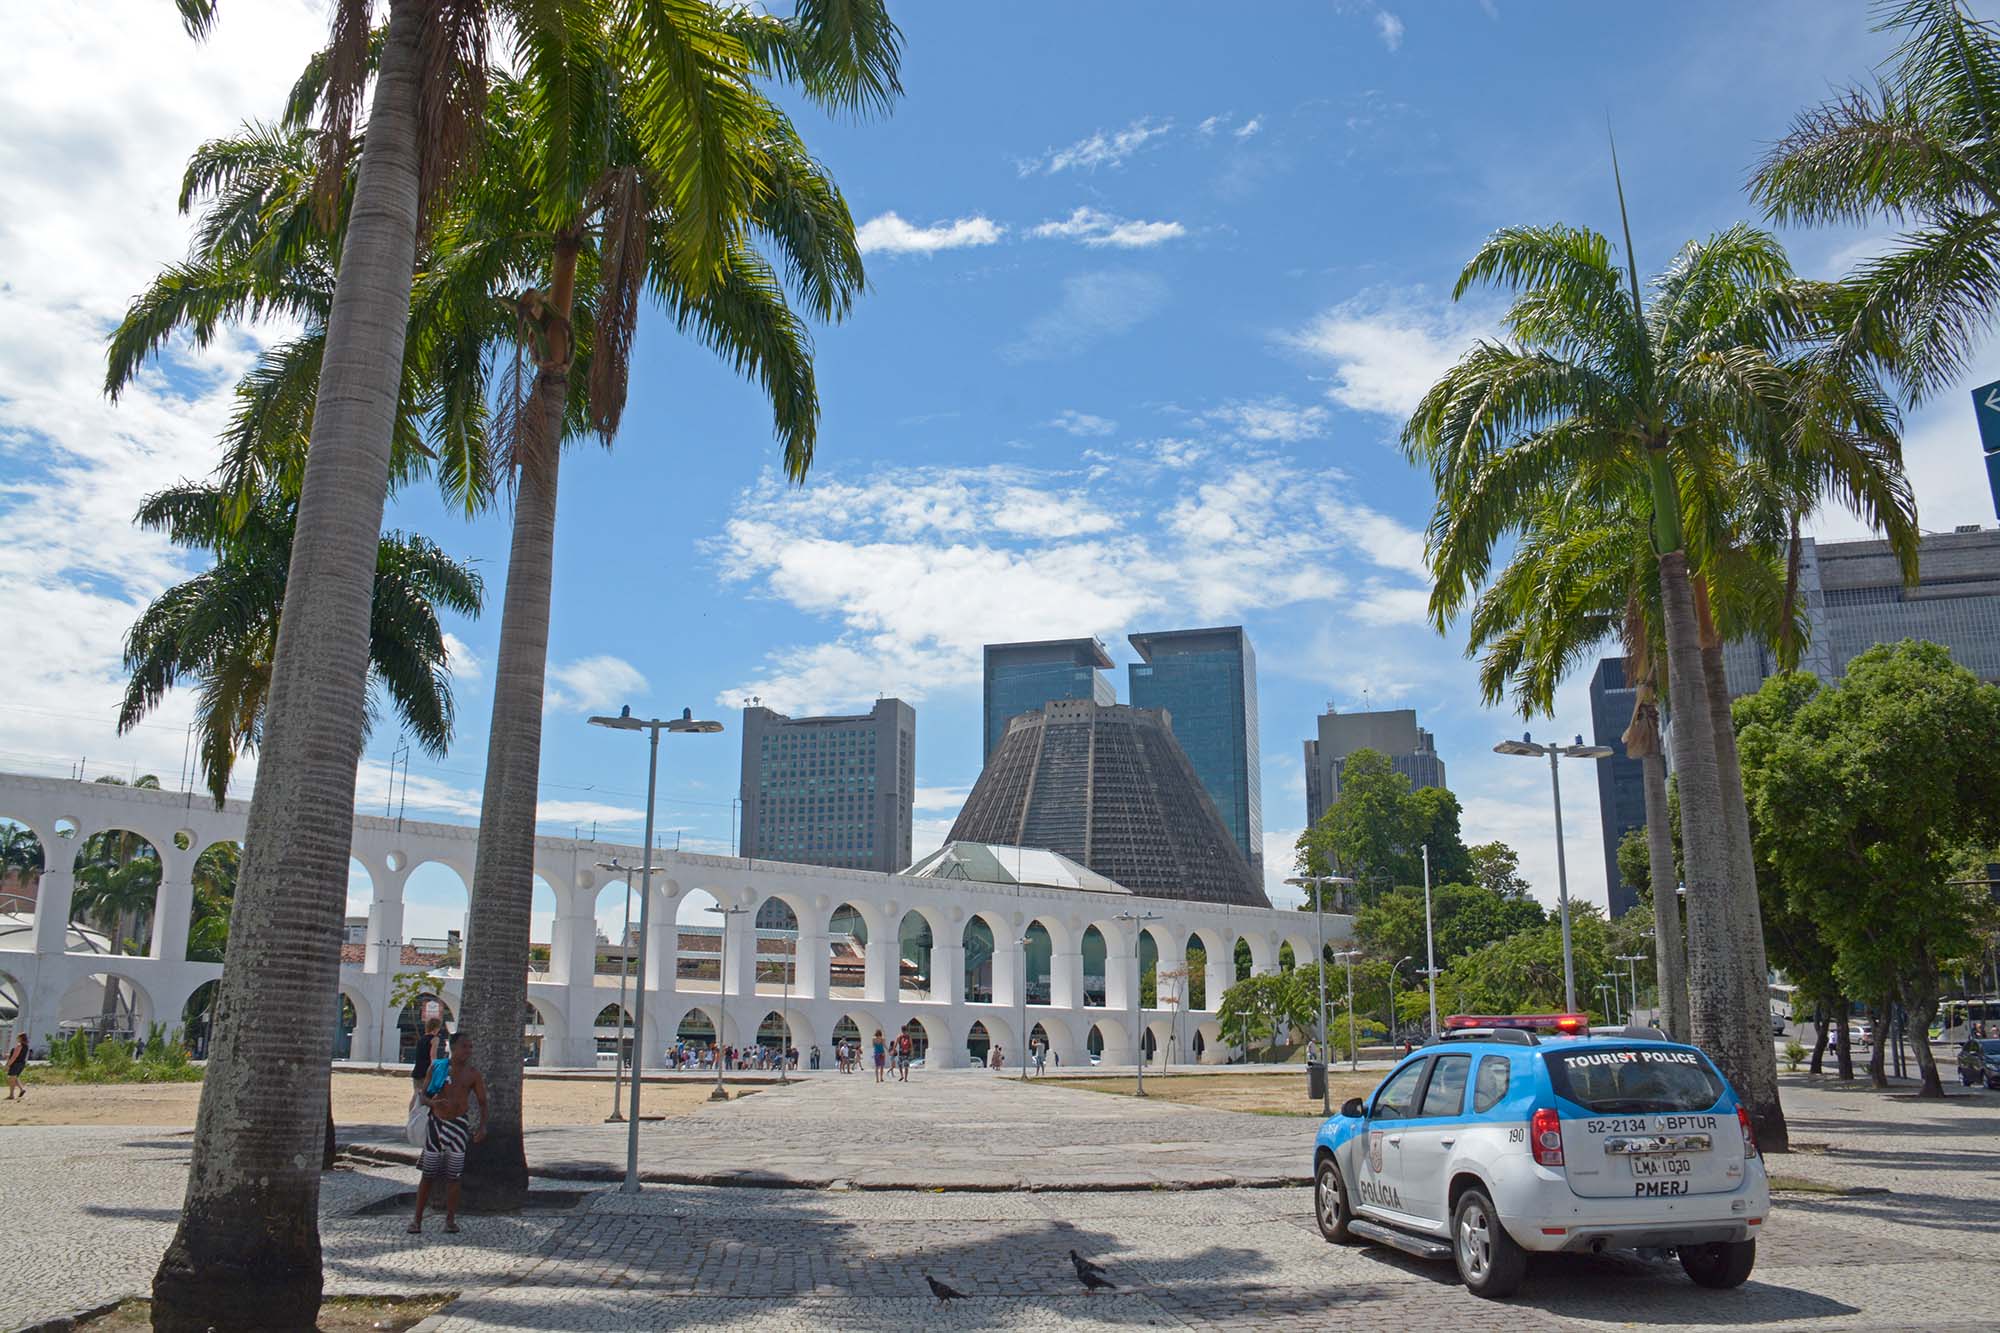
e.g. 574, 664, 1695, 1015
8, 2, 2000, 943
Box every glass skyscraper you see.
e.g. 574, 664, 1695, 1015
981, 638, 1115, 760
738, 699, 916, 872
1587, 657, 1647, 918
1126, 626, 1262, 876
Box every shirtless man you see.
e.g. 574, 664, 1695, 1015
409, 1030, 487, 1235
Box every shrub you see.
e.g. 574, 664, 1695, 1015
1784, 1038, 1805, 1072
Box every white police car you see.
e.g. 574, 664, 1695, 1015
1312, 1018, 1769, 1298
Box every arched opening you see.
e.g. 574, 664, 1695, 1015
178, 980, 220, 1058
1082, 926, 1108, 1006
344, 857, 376, 964
675, 888, 724, 991
70, 826, 161, 960
755, 898, 799, 997
396, 992, 454, 1062
1141, 1028, 1157, 1060
831, 1015, 861, 1049
1192, 1029, 1206, 1060
902, 1016, 930, 1063
962, 917, 995, 1003
185, 841, 241, 962
1279, 941, 1297, 973
592, 879, 640, 982
0, 817, 45, 925
965, 1019, 992, 1064
526, 876, 561, 978
403, 862, 470, 974
1086, 1024, 1105, 1061
828, 901, 868, 1000
0, 967, 22, 1049
897, 910, 933, 999
522, 998, 549, 1067
1023, 921, 1052, 1005
756, 1009, 793, 1054
1139, 928, 1161, 1008
1028, 1021, 1050, 1063
332, 993, 359, 1060
60, 972, 151, 1043
1184, 934, 1210, 1010
676, 1008, 717, 1054
1234, 936, 1253, 982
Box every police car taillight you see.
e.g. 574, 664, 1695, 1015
1531, 1107, 1564, 1167
1737, 1106, 1759, 1158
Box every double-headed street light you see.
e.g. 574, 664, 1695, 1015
1616, 953, 1647, 1025
706, 903, 749, 1102
1017, 933, 1033, 1084
1285, 873, 1355, 1116
1332, 950, 1363, 1072
1492, 732, 1612, 1014
595, 858, 638, 1123
1114, 910, 1161, 1097
587, 705, 722, 1194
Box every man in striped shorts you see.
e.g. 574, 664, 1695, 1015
409, 1031, 488, 1235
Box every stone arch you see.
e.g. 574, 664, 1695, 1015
0, 814, 46, 923
59, 969, 156, 1040
675, 1005, 719, 1049
1232, 934, 1253, 982
754, 896, 801, 997
1138, 927, 1163, 1008
961, 914, 998, 1004
332, 991, 360, 1060
674, 887, 724, 992
896, 908, 938, 1000
1022, 919, 1053, 1005
1194, 1020, 1224, 1064
0, 964, 23, 1048
1081, 924, 1108, 1007
396, 990, 455, 1062
831, 1008, 888, 1053
1183, 931, 1215, 1011
826, 899, 877, 1000
1087, 1013, 1130, 1064
179, 978, 222, 1058
1144, 1015, 1178, 1067
522, 995, 556, 1067
402, 860, 471, 974
755, 1008, 797, 1051
591, 877, 641, 985
901, 1015, 933, 1063
1278, 941, 1297, 973
184, 840, 240, 963
965, 1018, 994, 1064
69, 825, 162, 960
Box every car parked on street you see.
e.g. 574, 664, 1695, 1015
1312, 1018, 1769, 1298
1957, 1038, 2000, 1088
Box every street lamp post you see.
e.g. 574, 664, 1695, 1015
595, 858, 637, 1122
1420, 845, 1439, 1040
1334, 950, 1362, 1071
707, 904, 749, 1102
1616, 953, 1646, 1026
1017, 933, 1032, 1083
779, 914, 792, 1086
587, 704, 723, 1193
1595, 981, 1614, 1024
1115, 910, 1161, 1097
372, 935, 402, 1070
1285, 873, 1355, 1116
1492, 732, 1613, 1013
1388, 956, 1413, 1050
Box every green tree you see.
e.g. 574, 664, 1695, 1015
1736, 642, 2000, 1096
186, 841, 240, 965
1753, 0, 2000, 404
1353, 882, 1546, 975
1436, 905, 1618, 1023
1466, 841, 1531, 899
1295, 749, 1469, 895
116, 482, 482, 806
1616, 827, 1652, 902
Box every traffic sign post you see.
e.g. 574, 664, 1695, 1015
1973, 379, 2000, 519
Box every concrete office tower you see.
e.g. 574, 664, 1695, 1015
1722, 527, 2000, 695
1587, 657, 1647, 918
738, 699, 916, 873
1302, 707, 1446, 828
982, 637, 1116, 761
949, 700, 1270, 908
1127, 626, 1262, 877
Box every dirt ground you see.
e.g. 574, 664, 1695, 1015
0, 1070, 732, 1128
1037, 1070, 1381, 1115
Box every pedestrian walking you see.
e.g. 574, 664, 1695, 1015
6, 1032, 27, 1100
897, 1032, 912, 1082
810, 1044, 820, 1071
872, 1029, 887, 1083
409, 1030, 488, 1236
1033, 1042, 1046, 1077
991, 1046, 1004, 1072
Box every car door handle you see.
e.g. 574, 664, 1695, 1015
1439, 1136, 1456, 1147
1386, 1134, 1403, 1145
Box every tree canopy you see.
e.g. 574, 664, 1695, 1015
1295, 748, 1473, 894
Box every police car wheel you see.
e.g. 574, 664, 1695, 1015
1314, 1156, 1354, 1243
1678, 1239, 1756, 1289
1452, 1188, 1526, 1298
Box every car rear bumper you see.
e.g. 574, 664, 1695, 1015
1490, 1160, 1769, 1253
1531, 1220, 1756, 1253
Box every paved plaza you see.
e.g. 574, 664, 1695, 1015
4, 1072, 1997, 1331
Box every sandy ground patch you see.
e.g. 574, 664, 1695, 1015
1035, 1070, 1380, 1115
1, 1070, 730, 1128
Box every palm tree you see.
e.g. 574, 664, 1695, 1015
116, 481, 483, 807
1406, 203, 1913, 1148
451, 1, 897, 1209
1753, 0, 2000, 404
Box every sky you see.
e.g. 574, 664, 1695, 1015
7, 1, 2000, 945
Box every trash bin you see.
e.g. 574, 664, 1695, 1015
1306, 1060, 1326, 1101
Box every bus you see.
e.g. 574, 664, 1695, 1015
1939, 996, 2000, 1043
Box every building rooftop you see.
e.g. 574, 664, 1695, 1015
985, 637, 1115, 668
1127, 625, 1244, 660
903, 841, 1132, 895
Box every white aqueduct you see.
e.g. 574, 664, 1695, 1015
0, 771, 1352, 1070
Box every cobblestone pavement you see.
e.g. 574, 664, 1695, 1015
6, 1074, 1998, 1331
345, 1067, 1313, 1190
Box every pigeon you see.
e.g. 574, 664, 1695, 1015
1070, 1250, 1116, 1292
925, 1274, 967, 1304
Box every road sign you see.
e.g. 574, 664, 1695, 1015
1977, 379, 2000, 519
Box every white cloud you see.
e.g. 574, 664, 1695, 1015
1198, 114, 1227, 137
854, 211, 1003, 255
1234, 116, 1264, 140
1019, 117, 1172, 176
545, 656, 650, 715
1289, 294, 1488, 418
1006, 270, 1170, 362
441, 632, 482, 683
1030, 206, 1186, 249
1049, 409, 1118, 437
1199, 396, 1330, 442
912, 785, 970, 812
1376, 11, 1406, 51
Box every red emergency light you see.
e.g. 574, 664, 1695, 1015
1444, 1013, 1590, 1035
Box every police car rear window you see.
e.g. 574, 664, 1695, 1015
1543, 1046, 1725, 1114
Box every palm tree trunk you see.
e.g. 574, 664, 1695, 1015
151, 3, 425, 1327
1694, 581, 1788, 1149
457, 235, 581, 1210
1653, 548, 1755, 1133
1868, 992, 1890, 1088
1834, 997, 1853, 1081
1808, 1007, 1827, 1075
1640, 750, 1689, 1039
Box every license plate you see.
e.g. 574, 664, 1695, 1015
1631, 1155, 1693, 1178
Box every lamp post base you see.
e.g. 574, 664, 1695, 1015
604, 1113, 625, 1123
707, 1086, 731, 1102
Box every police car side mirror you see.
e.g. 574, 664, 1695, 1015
1340, 1097, 1365, 1118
